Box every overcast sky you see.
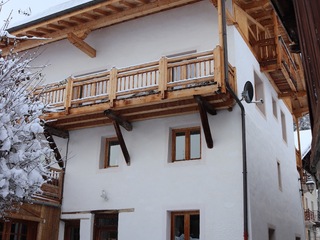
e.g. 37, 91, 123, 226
0, 0, 73, 28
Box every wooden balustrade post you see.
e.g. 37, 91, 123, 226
158, 57, 168, 99
64, 77, 73, 114
214, 46, 226, 93
109, 67, 118, 107
273, 13, 281, 67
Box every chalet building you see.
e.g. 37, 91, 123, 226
0, 0, 310, 239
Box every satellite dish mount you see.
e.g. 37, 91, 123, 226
241, 81, 263, 104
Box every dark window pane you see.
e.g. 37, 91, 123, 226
97, 216, 118, 227
21, 223, 27, 235
190, 214, 200, 238
174, 215, 184, 237
70, 226, 80, 240
10, 223, 18, 234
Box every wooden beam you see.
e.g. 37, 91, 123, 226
278, 91, 307, 99
194, 96, 213, 149
67, 32, 96, 58
194, 95, 217, 115
43, 129, 64, 168
104, 109, 132, 131
44, 125, 69, 139
113, 121, 130, 165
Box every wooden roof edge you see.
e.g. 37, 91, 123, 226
7, 0, 109, 34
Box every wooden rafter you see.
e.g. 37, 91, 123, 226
67, 32, 96, 58
194, 95, 214, 149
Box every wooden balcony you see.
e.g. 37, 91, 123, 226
33, 168, 64, 204
233, 0, 308, 119
35, 46, 236, 130
305, 209, 316, 224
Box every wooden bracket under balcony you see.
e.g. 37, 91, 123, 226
44, 125, 69, 139
113, 121, 130, 165
43, 128, 64, 168
104, 110, 131, 165
67, 32, 96, 58
104, 109, 132, 131
194, 95, 215, 149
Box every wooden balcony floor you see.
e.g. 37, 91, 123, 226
45, 89, 234, 130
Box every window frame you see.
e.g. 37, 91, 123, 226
171, 210, 200, 240
0, 220, 37, 240
101, 137, 121, 169
272, 97, 278, 119
171, 127, 201, 162
277, 160, 282, 191
280, 110, 287, 143
254, 72, 266, 116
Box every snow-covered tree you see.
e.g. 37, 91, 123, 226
0, 51, 52, 217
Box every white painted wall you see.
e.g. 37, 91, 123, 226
230, 28, 305, 239
28, 0, 305, 239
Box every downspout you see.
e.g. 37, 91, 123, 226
218, 0, 248, 239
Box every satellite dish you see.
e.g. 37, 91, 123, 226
241, 81, 254, 103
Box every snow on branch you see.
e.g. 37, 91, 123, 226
0, 50, 54, 217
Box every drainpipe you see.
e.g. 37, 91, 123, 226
218, 0, 248, 239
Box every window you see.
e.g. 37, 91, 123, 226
172, 127, 201, 162
272, 97, 278, 119
254, 72, 265, 115
64, 220, 80, 240
280, 110, 287, 142
94, 214, 118, 240
268, 228, 275, 240
171, 211, 200, 240
0, 220, 37, 240
277, 161, 282, 191
100, 137, 121, 168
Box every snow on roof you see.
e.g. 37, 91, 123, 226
8, 0, 93, 29
294, 129, 312, 159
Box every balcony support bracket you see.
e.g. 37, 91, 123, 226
67, 32, 96, 58
43, 127, 65, 168
104, 109, 132, 131
104, 109, 131, 165
44, 125, 69, 139
113, 121, 130, 166
194, 95, 214, 149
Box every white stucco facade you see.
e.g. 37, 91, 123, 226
31, 1, 305, 239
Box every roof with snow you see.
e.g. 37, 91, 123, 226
295, 129, 312, 159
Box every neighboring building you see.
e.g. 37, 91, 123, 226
2, 0, 309, 239
295, 129, 320, 239
0, 167, 64, 240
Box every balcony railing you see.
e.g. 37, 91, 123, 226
305, 209, 316, 222
33, 168, 64, 204
33, 46, 236, 129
